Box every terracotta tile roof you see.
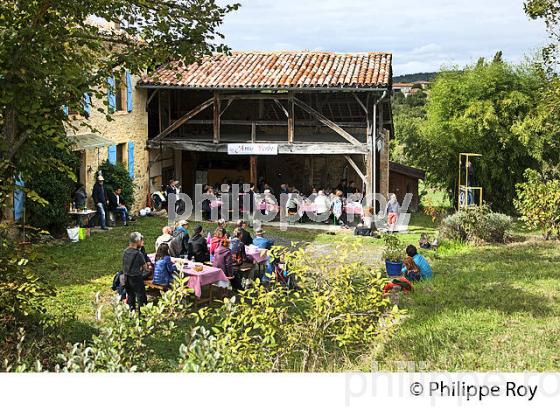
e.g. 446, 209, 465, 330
140, 52, 392, 90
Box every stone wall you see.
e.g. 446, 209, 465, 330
68, 75, 149, 212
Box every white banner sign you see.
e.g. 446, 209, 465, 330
227, 143, 278, 156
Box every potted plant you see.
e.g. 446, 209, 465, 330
383, 235, 403, 277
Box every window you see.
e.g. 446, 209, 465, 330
116, 143, 126, 164
115, 78, 125, 112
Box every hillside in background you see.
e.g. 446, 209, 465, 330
393, 72, 438, 83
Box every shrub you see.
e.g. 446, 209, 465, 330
25, 146, 80, 235
97, 161, 135, 208
382, 235, 403, 262
440, 205, 512, 244
514, 169, 560, 240
180, 243, 403, 372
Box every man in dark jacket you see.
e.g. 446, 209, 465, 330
123, 232, 149, 313
92, 175, 109, 230
236, 219, 253, 246
187, 225, 210, 262
108, 187, 129, 226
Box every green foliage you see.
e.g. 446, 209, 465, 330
180, 243, 402, 372
25, 144, 80, 234
440, 205, 512, 244
514, 169, 560, 239
0, 224, 62, 368
58, 271, 193, 372
400, 58, 545, 214
97, 161, 135, 207
0, 0, 239, 214
382, 235, 403, 262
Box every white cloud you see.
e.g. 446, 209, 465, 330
217, 0, 548, 75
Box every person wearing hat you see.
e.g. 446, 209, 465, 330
92, 175, 109, 230
187, 225, 210, 262
122, 232, 149, 313
252, 227, 274, 250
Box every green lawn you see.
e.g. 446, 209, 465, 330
34, 213, 560, 371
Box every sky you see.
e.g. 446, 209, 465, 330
217, 0, 549, 75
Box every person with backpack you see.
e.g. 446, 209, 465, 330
122, 232, 149, 313
155, 226, 173, 251
401, 245, 433, 280
152, 243, 178, 287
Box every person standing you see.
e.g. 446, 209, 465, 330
385, 194, 400, 234
92, 175, 109, 230
123, 232, 149, 313
73, 185, 87, 210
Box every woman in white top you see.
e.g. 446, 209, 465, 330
313, 190, 331, 222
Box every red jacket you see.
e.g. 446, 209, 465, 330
209, 236, 222, 255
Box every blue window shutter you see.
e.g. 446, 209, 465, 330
83, 93, 91, 116
107, 76, 116, 112
14, 177, 25, 222
126, 71, 133, 112
128, 141, 135, 178
108, 144, 117, 165
63, 105, 69, 116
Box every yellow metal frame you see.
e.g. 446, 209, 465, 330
457, 153, 483, 210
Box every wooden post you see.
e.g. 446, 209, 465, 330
287, 96, 295, 144
365, 94, 374, 207
213, 92, 221, 144
250, 156, 257, 186
251, 122, 257, 143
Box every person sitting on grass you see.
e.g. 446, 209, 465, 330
187, 225, 210, 263
401, 245, 433, 280
402, 256, 421, 282
252, 227, 274, 250
152, 243, 177, 287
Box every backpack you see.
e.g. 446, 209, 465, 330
383, 277, 413, 294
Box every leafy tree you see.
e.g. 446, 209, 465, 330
397, 57, 544, 213
515, 169, 560, 240
97, 161, 135, 208
0, 0, 239, 219
26, 145, 80, 235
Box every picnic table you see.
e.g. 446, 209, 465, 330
245, 245, 269, 264
68, 209, 96, 227
344, 202, 364, 215
147, 254, 229, 298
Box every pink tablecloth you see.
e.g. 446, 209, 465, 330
299, 203, 317, 213
181, 264, 229, 298
210, 200, 223, 209
344, 203, 364, 215
148, 254, 229, 298
245, 246, 269, 264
